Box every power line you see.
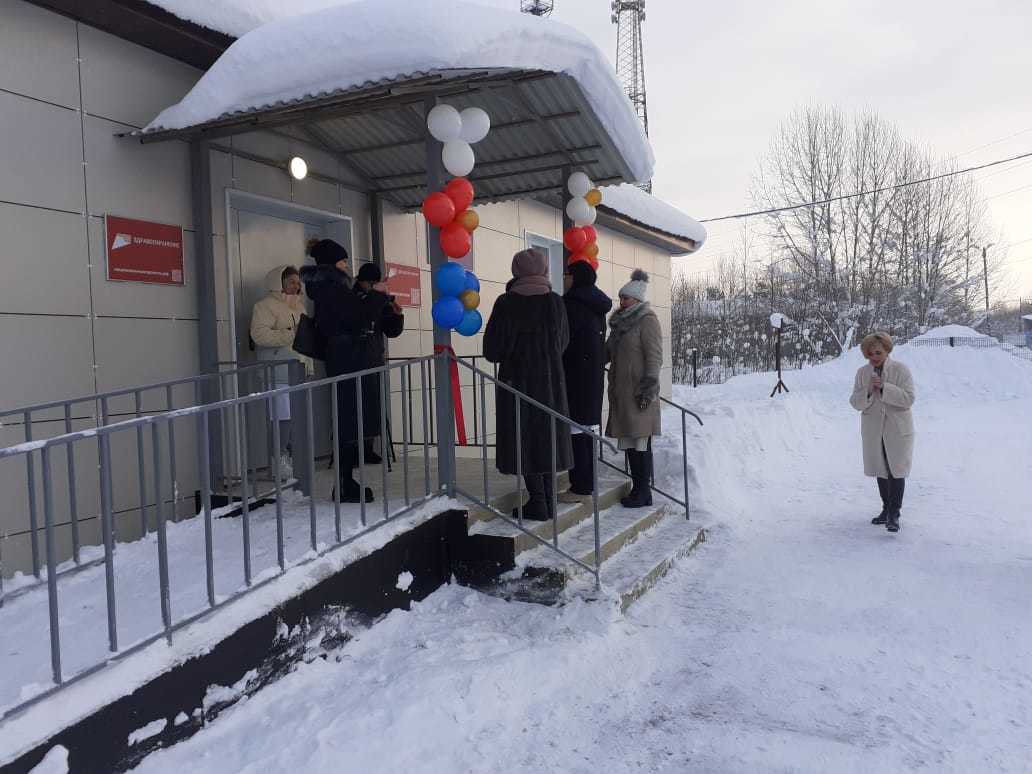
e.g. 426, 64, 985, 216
698, 148, 1032, 224
984, 181, 1032, 201
951, 126, 1032, 160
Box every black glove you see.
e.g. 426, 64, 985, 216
637, 397, 651, 411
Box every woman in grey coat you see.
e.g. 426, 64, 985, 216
606, 269, 663, 508
484, 248, 573, 521
849, 332, 915, 533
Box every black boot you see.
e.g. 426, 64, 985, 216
621, 450, 653, 508
872, 478, 889, 524
886, 478, 905, 533
362, 440, 382, 466
514, 474, 553, 521
333, 443, 374, 503
567, 434, 595, 495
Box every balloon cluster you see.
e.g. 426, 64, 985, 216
431, 263, 483, 336
563, 172, 602, 270
426, 104, 491, 178
422, 177, 479, 259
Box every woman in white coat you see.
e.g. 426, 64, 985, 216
250, 265, 314, 471
849, 332, 915, 533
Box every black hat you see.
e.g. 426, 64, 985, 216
356, 262, 383, 283
568, 259, 597, 287
308, 239, 349, 266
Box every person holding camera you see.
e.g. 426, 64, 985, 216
605, 269, 663, 509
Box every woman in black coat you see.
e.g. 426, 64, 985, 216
300, 240, 395, 503
484, 248, 573, 521
561, 260, 613, 498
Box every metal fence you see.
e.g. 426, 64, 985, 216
0, 355, 440, 721
909, 335, 1032, 361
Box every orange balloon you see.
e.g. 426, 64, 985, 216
457, 209, 480, 233
583, 242, 599, 260
585, 188, 602, 207
460, 289, 480, 310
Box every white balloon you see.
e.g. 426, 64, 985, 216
427, 104, 462, 143
459, 107, 491, 144
442, 141, 475, 177
566, 197, 591, 225
578, 205, 598, 227
567, 171, 592, 198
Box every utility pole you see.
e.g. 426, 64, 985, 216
983, 243, 994, 336
611, 0, 650, 191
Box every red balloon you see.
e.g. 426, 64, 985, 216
569, 252, 599, 271
581, 225, 598, 244
440, 222, 472, 259
563, 227, 587, 253
445, 178, 475, 212
422, 191, 456, 228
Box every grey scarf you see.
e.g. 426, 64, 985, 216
607, 301, 652, 350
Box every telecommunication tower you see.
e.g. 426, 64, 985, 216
520, 0, 554, 16
611, 0, 650, 190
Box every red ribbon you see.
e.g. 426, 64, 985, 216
433, 345, 468, 446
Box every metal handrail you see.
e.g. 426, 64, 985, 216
0, 353, 441, 723
600, 366, 704, 518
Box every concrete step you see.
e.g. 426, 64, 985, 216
467, 476, 631, 558
516, 503, 707, 612
463, 472, 571, 527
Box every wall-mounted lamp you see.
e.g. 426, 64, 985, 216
288, 156, 308, 181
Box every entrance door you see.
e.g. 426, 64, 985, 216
526, 233, 565, 293
228, 197, 353, 474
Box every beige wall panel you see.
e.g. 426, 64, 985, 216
85, 116, 192, 228
88, 218, 199, 320
0, 314, 94, 408
417, 269, 433, 331
595, 260, 616, 302
661, 367, 673, 398
291, 177, 340, 215
0, 91, 85, 213
473, 201, 518, 236
653, 253, 672, 279
78, 24, 199, 128
382, 209, 419, 266
633, 244, 655, 276
471, 229, 521, 285
651, 274, 672, 308
608, 230, 636, 269
519, 200, 559, 241
0, 0, 80, 108
0, 203, 90, 316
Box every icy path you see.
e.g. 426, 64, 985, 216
132, 346, 1032, 773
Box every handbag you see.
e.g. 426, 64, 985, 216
292, 314, 326, 361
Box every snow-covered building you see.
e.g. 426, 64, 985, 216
0, 3, 708, 765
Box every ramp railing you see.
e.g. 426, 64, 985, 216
0, 355, 440, 722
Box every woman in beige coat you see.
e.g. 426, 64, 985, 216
250, 265, 314, 468
849, 332, 915, 533
606, 269, 663, 508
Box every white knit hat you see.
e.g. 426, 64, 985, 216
619, 269, 650, 302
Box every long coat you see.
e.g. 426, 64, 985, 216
849, 357, 915, 478
605, 303, 663, 440
301, 264, 401, 442
483, 291, 573, 475
563, 284, 613, 426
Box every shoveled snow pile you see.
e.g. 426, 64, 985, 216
912, 324, 989, 340
132, 344, 1032, 773
143, 0, 654, 183
599, 184, 707, 246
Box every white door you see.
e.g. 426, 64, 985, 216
526, 233, 565, 294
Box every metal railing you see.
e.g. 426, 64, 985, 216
388, 355, 499, 449
599, 368, 704, 518
448, 353, 619, 589
0, 354, 441, 721
0, 361, 292, 588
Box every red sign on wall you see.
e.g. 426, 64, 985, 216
105, 215, 185, 285
385, 262, 422, 308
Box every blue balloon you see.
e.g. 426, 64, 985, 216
456, 309, 483, 337
432, 296, 464, 329
464, 270, 480, 292
435, 262, 467, 297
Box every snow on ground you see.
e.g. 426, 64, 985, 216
912, 324, 989, 340
132, 344, 1032, 773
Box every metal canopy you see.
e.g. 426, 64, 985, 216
139, 68, 637, 211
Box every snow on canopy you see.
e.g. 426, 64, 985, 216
912, 324, 990, 341
144, 0, 340, 38
599, 184, 706, 246
143, 0, 655, 184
